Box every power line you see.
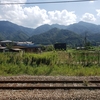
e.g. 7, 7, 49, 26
0, 0, 95, 5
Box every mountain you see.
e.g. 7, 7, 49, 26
28, 21, 100, 46
0, 21, 34, 41
28, 28, 83, 45
31, 21, 100, 37
32, 24, 66, 35
66, 21, 100, 35
1, 20, 100, 46
51, 24, 66, 29
32, 24, 52, 35
0, 21, 59, 41
87, 33, 100, 45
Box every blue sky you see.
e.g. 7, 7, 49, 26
0, 0, 100, 28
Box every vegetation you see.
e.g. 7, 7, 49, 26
0, 21, 34, 41
1, 21, 100, 46
28, 28, 83, 46
0, 48, 100, 76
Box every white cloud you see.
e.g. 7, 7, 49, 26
96, 9, 100, 17
0, 4, 26, 24
0, 0, 77, 28
48, 10, 77, 25
81, 13, 96, 22
22, 6, 49, 28
0, 0, 27, 24
89, 0, 94, 3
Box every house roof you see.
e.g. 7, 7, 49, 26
11, 48, 22, 51
0, 40, 12, 43
0, 40, 41, 48
17, 41, 33, 45
0, 47, 6, 50
17, 43, 41, 48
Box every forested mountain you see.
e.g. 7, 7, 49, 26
32, 24, 66, 35
32, 24, 52, 35
0, 20, 100, 46
0, 21, 67, 41
66, 21, 100, 35
28, 28, 83, 45
0, 21, 34, 41
87, 33, 100, 45
32, 21, 100, 36
28, 21, 100, 46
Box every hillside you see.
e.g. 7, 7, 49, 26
32, 21, 100, 36
32, 24, 66, 35
87, 33, 100, 45
0, 21, 67, 41
28, 28, 83, 45
0, 21, 34, 41
0, 21, 100, 45
66, 21, 100, 34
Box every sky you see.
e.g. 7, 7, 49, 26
0, 0, 100, 28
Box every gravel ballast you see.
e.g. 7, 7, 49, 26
0, 89, 100, 100
0, 76, 100, 100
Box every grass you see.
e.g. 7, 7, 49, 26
0, 50, 100, 76
0, 63, 100, 76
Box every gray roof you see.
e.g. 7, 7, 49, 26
17, 43, 40, 48
0, 47, 6, 49
0, 40, 12, 43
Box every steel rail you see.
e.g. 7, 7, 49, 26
0, 86, 100, 90
0, 80, 100, 83
0, 80, 100, 90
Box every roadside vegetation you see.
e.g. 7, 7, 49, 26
0, 46, 100, 76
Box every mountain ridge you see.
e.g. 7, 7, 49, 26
0, 21, 100, 46
0, 21, 34, 41
28, 28, 83, 45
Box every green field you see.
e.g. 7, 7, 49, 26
0, 49, 100, 76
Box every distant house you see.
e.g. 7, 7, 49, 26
54, 43, 66, 50
0, 40, 13, 47
76, 47, 85, 50
13, 42, 41, 53
0, 40, 20, 52
0, 45, 22, 53
0, 40, 41, 53
9, 48, 22, 52
0, 46, 8, 52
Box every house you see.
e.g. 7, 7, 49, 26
76, 47, 85, 50
0, 40, 41, 53
0, 46, 8, 52
0, 40, 14, 47
0, 40, 20, 52
13, 42, 41, 53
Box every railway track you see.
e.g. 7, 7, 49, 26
0, 80, 100, 90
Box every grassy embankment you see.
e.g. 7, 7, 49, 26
0, 49, 100, 76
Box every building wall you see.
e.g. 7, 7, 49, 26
54, 43, 66, 50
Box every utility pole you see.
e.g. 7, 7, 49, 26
84, 32, 87, 46
84, 32, 87, 48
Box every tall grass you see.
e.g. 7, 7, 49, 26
0, 52, 57, 66
0, 63, 100, 76
0, 50, 100, 76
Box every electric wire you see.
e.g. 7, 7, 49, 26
0, 0, 95, 5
